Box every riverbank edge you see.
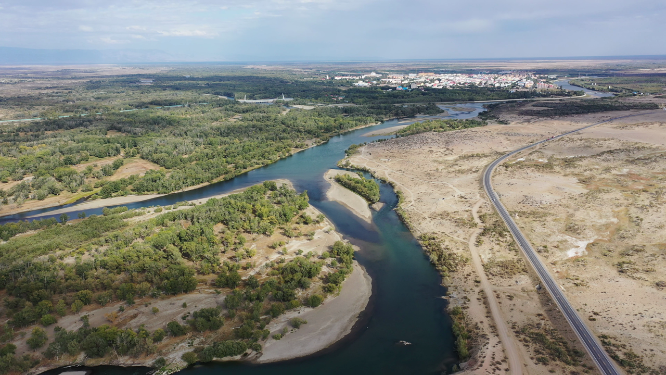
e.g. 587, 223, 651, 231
1, 119, 392, 220
323, 169, 372, 223
336, 157, 477, 368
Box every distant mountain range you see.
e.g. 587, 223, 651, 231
0, 47, 176, 64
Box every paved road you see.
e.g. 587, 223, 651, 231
481, 113, 655, 375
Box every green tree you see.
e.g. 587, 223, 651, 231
55, 300, 66, 316
307, 294, 324, 308
182, 351, 198, 365
27, 327, 48, 349
40, 314, 57, 327
71, 300, 84, 313
152, 329, 166, 343
166, 321, 187, 336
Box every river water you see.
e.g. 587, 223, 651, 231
30, 103, 488, 375
554, 79, 614, 98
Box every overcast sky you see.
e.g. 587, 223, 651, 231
0, 0, 664, 61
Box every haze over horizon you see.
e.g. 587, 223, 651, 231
0, 0, 665, 63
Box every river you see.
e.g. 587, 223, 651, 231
30, 103, 488, 375
554, 79, 614, 98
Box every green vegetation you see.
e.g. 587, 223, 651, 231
419, 234, 467, 278
341, 86, 577, 105
0, 182, 358, 367
599, 334, 656, 374
396, 119, 486, 137
333, 173, 380, 203
482, 258, 527, 278
290, 318, 307, 329
0, 66, 583, 210
449, 306, 475, 361
518, 98, 659, 117
0, 342, 37, 375
518, 324, 584, 366
26, 327, 48, 349
570, 76, 666, 95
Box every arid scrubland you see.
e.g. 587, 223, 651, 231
347, 103, 666, 375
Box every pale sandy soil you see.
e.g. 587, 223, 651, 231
28, 194, 163, 217
346, 104, 666, 374
257, 261, 371, 363
107, 159, 161, 181
71, 156, 122, 172
324, 169, 372, 223
363, 124, 409, 136
492, 117, 666, 373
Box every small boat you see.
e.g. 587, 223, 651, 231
397, 340, 412, 346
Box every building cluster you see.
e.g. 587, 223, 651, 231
332, 71, 560, 91
334, 71, 382, 80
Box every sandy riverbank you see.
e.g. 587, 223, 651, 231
323, 169, 372, 223
363, 124, 409, 137
257, 261, 372, 363
26, 194, 162, 217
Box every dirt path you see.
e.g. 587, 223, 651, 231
469, 199, 524, 375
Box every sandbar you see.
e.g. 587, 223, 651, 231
257, 261, 372, 363
324, 169, 372, 223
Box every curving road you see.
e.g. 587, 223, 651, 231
481, 112, 656, 375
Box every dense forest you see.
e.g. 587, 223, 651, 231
0, 183, 356, 371
0, 100, 446, 208
340, 86, 578, 105
333, 173, 380, 203
518, 99, 660, 117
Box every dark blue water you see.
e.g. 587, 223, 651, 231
30, 104, 488, 375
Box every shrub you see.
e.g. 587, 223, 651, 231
182, 351, 198, 365
40, 314, 57, 327
290, 318, 307, 329
71, 300, 84, 313
189, 308, 223, 332
153, 357, 167, 368
27, 328, 48, 349
152, 329, 166, 343
307, 294, 324, 308
167, 321, 187, 336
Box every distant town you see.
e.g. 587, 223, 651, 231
331, 71, 560, 91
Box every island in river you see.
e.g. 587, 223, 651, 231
0, 180, 371, 375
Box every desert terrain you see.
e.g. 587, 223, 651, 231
346, 102, 666, 374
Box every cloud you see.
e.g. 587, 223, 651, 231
99, 36, 127, 44
157, 28, 218, 38
0, 0, 663, 60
